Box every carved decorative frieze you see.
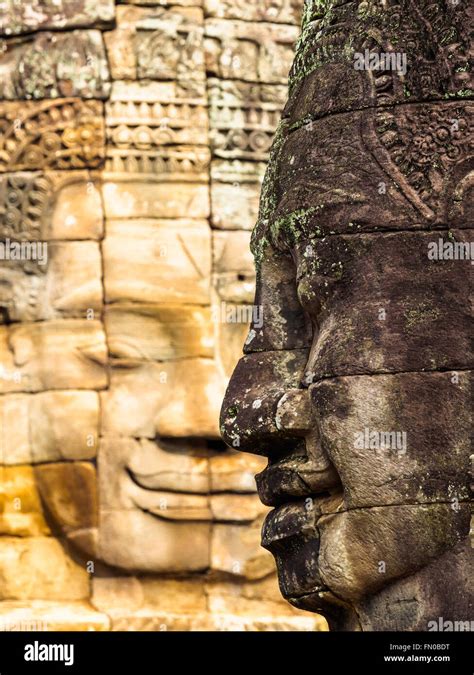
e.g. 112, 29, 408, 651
0, 100, 105, 172
204, 19, 299, 84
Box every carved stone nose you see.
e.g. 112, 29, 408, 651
275, 389, 312, 434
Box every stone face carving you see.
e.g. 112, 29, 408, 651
0, 0, 329, 633
221, 0, 473, 631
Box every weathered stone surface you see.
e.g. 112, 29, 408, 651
212, 230, 254, 303
0, 31, 110, 100
211, 179, 262, 230
0, 171, 103, 241
0, 100, 105, 172
286, 0, 472, 120
0, 537, 89, 600
0, 320, 107, 393
204, 0, 302, 25
0, 0, 115, 36
260, 103, 473, 233
221, 1, 473, 632
208, 79, 286, 161
106, 304, 214, 360
98, 510, 211, 572
103, 219, 211, 304
0, 466, 50, 536
101, 182, 210, 218
0, 391, 99, 464
211, 519, 275, 579
91, 574, 325, 631
101, 359, 225, 438
105, 6, 205, 82
0, 600, 109, 631
205, 20, 299, 84
107, 611, 324, 631
105, 82, 210, 177
34, 462, 98, 533
291, 231, 473, 379
311, 371, 472, 509
216, 318, 251, 379
317, 504, 470, 603
0, 241, 102, 322
206, 575, 327, 628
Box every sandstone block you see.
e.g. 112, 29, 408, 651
0, 600, 110, 631
0, 320, 107, 393
0, 31, 110, 99
101, 182, 210, 218
103, 219, 211, 304
105, 6, 205, 82
101, 359, 224, 438
204, 19, 298, 84
0, 0, 115, 36
0, 391, 99, 464
0, 537, 89, 600
106, 304, 214, 360
0, 171, 103, 241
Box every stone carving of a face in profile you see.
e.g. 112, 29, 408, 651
221, 0, 473, 631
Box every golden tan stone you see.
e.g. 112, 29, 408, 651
210, 494, 267, 522
0, 466, 50, 537
0, 391, 99, 464
0, 100, 105, 172
101, 359, 224, 438
0, 242, 103, 323
0, 30, 110, 100
103, 219, 210, 305
99, 437, 210, 508
209, 451, 265, 492
105, 304, 214, 360
210, 180, 261, 230
0, 600, 110, 631
0, 172, 103, 241
34, 463, 98, 533
213, 230, 255, 303
92, 576, 207, 613
101, 182, 210, 219
98, 510, 211, 572
204, 0, 302, 24
0, 320, 107, 393
0, 537, 89, 600
0, 0, 115, 36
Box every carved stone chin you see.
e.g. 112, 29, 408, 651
221, 0, 473, 631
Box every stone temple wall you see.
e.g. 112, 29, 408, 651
0, 0, 326, 630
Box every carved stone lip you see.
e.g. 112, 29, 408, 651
127, 468, 261, 523
255, 462, 338, 507
261, 498, 321, 549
